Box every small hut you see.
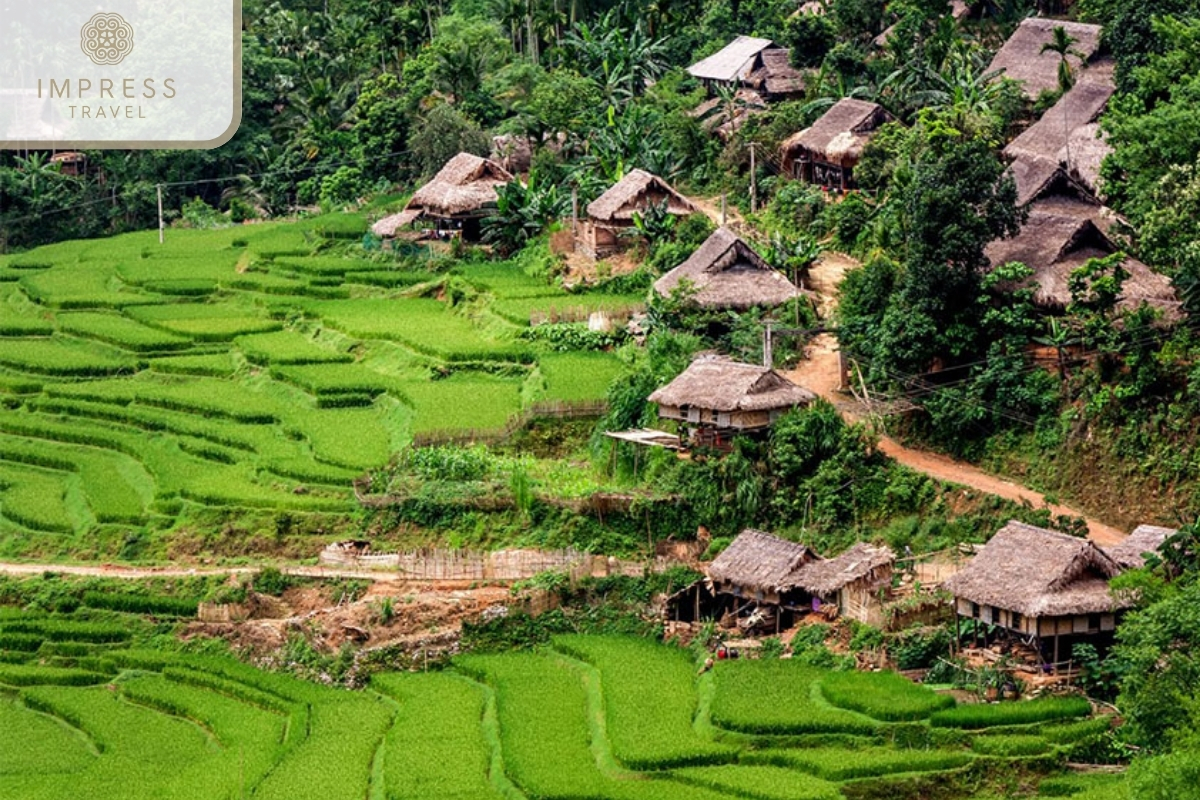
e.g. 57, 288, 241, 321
648, 356, 815, 448
987, 18, 1103, 100
580, 169, 697, 258
708, 529, 818, 606
371, 152, 513, 242
984, 195, 1178, 316
743, 48, 809, 101
1004, 71, 1115, 207
50, 151, 87, 177
1105, 524, 1176, 570
943, 521, 1129, 667
690, 89, 768, 141
653, 227, 804, 310
780, 98, 893, 190
795, 542, 896, 625
688, 36, 778, 90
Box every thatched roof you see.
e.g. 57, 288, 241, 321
373, 153, 513, 236
943, 521, 1128, 617
708, 529, 816, 595
747, 49, 809, 96
1105, 524, 1176, 570
796, 542, 895, 595
648, 356, 816, 413
987, 18, 1103, 99
985, 195, 1178, 314
653, 227, 804, 310
1005, 77, 1115, 206
688, 36, 778, 83
781, 98, 891, 167
587, 169, 697, 223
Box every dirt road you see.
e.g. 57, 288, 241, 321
787, 255, 1127, 546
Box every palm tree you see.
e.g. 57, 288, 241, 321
1040, 26, 1085, 92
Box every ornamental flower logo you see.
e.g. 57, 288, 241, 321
80, 13, 134, 66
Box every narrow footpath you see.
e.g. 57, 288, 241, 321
786, 256, 1126, 547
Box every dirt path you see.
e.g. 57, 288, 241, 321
785, 252, 1127, 547
0, 562, 405, 582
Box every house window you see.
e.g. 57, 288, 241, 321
1088, 614, 1101, 632
971, 602, 980, 619
1012, 612, 1022, 631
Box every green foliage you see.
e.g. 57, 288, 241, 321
745, 746, 973, 780
80, 591, 198, 617
970, 733, 1052, 757
671, 764, 843, 800
710, 660, 878, 735
819, 670, 956, 721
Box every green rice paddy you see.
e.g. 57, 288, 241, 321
0, 217, 631, 537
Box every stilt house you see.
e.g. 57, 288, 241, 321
371, 152, 513, 242
780, 98, 893, 190
795, 542, 896, 626
687, 37, 808, 100
943, 521, 1132, 667
653, 227, 804, 310
647, 356, 815, 448
1105, 524, 1177, 570
580, 169, 697, 259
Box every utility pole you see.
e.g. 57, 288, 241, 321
749, 142, 757, 214
156, 184, 164, 244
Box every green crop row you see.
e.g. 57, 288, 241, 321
237, 330, 353, 365
930, 697, 1092, 729
745, 746, 974, 781
0, 633, 43, 651
0, 463, 77, 533
553, 635, 737, 769
0, 664, 111, 687
0, 337, 139, 376
970, 733, 1052, 756
0, 694, 97, 776
127, 303, 282, 341
2, 619, 131, 644
710, 660, 879, 736
372, 672, 506, 800
270, 363, 395, 396
19, 267, 164, 310
671, 764, 843, 800
81, 591, 198, 617
149, 353, 237, 377
56, 312, 193, 353
819, 670, 956, 721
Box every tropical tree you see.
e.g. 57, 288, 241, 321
1040, 25, 1086, 92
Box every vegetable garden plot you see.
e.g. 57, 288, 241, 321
553, 635, 737, 769
372, 672, 506, 800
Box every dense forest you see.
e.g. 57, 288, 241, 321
4, 0, 1200, 794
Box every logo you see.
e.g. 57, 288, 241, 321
80, 13, 134, 66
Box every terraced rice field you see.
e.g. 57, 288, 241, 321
0, 217, 631, 536
0, 621, 1116, 800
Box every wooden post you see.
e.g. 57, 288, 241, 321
720, 194, 726, 226
1052, 633, 1059, 673
749, 142, 757, 214
156, 184, 164, 244
954, 614, 961, 654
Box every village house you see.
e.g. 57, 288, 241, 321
687, 36, 808, 101
1004, 62, 1116, 207
647, 356, 815, 448
653, 227, 805, 310
942, 521, 1165, 669
669, 529, 896, 630
1105, 524, 1177, 570
987, 17, 1104, 100
371, 152, 514, 242
579, 169, 697, 259
780, 98, 893, 190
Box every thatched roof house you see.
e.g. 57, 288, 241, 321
984, 195, 1178, 315
708, 529, 817, 603
688, 36, 777, 85
745, 49, 809, 99
944, 521, 1132, 665
1105, 524, 1176, 570
690, 89, 768, 141
648, 356, 814, 445
780, 98, 893, 190
1005, 73, 1116, 206
372, 152, 513, 241
798, 542, 896, 597
653, 227, 803, 310
580, 169, 697, 258
987, 18, 1104, 99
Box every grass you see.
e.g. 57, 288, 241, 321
710, 660, 879, 735
818, 670, 956, 721
930, 697, 1092, 729
553, 634, 737, 769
